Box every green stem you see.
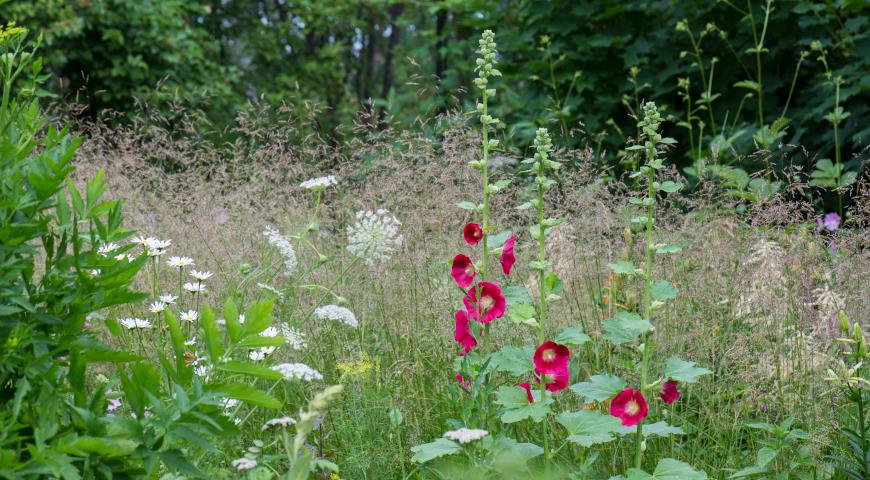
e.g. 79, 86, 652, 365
481, 87, 491, 353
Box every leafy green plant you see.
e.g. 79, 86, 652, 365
730, 417, 818, 479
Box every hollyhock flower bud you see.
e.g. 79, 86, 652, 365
533, 341, 570, 374
462, 282, 506, 323
456, 373, 471, 390
660, 380, 680, 404
453, 310, 477, 354
450, 254, 476, 288
463, 223, 484, 245
500, 234, 516, 274
610, 388, 649, 426
519, 382, 534, 403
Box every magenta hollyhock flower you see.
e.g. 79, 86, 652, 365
519, 382, 534, 403
816, 212, 841, 232
453, 310, 477, 354
450, 254, 476, 288
500, 235, 516, 275
610, 388, 649, 427
463, 223, 484, 245
456, 373, 471, 390
533, 341, 570, 374
660, 380, 680, 404
536, 367, 570, 393
463, 282, 506, 323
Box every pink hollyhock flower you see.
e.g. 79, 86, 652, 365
610, 388, 648, 427
453, 310, 477, 354
450, 254, 476, 288
456, 373, 471, 390
519, 382, 534, 403
660, 380, 680, 404
463, 282, 506, 323
533, 341, 570, 374
500, 235, 516, 274
536, 367, 570, 393
464, 223, 483, 245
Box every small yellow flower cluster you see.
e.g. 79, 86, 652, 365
0, 22, 27, 44
337, 353, 375, 381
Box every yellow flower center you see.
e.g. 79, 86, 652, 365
625, 400, 639, 415
542, 349, 556, 361
480, 295, 493, 310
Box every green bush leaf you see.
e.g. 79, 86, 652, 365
556, 410, 621, 447
216, 360, 282, 381
663, 357, 712, 383
206, 383, 281, 409
491, 345, 534, 376
410, 438, 461, 463
570, 374, 626, 403
650, 280, 678, 302
602, 312, 651, 345
554, 326, 590, 346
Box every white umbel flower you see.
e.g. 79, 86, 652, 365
149, 301, 166, 314
180, 310, 199, 322
183, 282, 207, 294
167, 256, 195, 269
120, 318, 152, 330
346, 209, 403, 265
300, 175, 337, 190
272, 363, 323, 381
279, 324, 307, 350
314, 305, 358, 327
262, 416, 296, 430
190, 270, 213, 281
444, 427, 489, 444
231, 458, 257, 472
263, 225, 298, 276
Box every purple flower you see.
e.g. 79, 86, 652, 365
816, 212, 840, 232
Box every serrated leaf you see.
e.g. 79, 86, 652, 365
508, 302, 536, 324
659, 181, 683, 193
200, 304, 224, 364
457, 201, 478, 210
662, 357, 711, 383
616, 421, 685, 438
216, 360, 282, 380
655, 244, 682, 254
570, 374, 626, 403
488, 230, 512, 248
491, 345, 534, 376
206, 383, 281, 409
554, 326, 590, 346
650, 280, 678, 302
495, 385, 553, 423
410, 438, 461, 463
608, 261, 638, 275
602, 312, 651, 345
556, 410, 621, 447
503, 285, 532, 305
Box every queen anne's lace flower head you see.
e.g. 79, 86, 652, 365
443, 427, 489, 444
314, 305, 358, 327
300, 175, 337, 190
346, 209, 403, 266
279, 324, 307, 350
120, 318, 152, 329
272, 363, 323, 381
262, 416, 296, 430
263, 225, 298, 276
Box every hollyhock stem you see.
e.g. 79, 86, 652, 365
635, 113, 658, 469
480, 86, 491, 353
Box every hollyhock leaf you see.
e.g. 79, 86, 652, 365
492, 345, 535, 376
495, 386, 552, 423
602, 312, 651, 345
570, 374, 627, 403
655, 244, 683, 254
659, 181, 683, 193
608, 261, 639, 275
556, 410, 621, 447
517, 201, 533, 210
410, 438, 461, 463
544, 272, 564, 294
554, 326, 590, 346
616, 421, 685, 438
645, 458, 708, 480
503, 285, 532, 305
625, 469, 653, 480
508, 302, 536, 324
663, 357, 712, 383
457, 201, 478, 211
650, 280, 678, 301
488, 230, 513, 248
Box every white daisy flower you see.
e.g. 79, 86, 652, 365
443, 427, 489, 444
183, 282, 207, 294
97, 242, 120, 256
144, 238, 171, 251
299, 175, 337, 190
119, 318, 152, 330
262, 225, 298, 276
272, 363, 323, 381
231, 458, 257, 472
220, 398, 239, 410
167, 256, 195, 269
130, 236, 151, 246
262, 416, 296, 431
189, 270, 213, 281
314, 305, 358, 327
346, 209, 404, 265
193, 364, 211, 379
180, 310, 199, 322
149, 301, 166, 314
159, 294, 178, 304
114, 253, 132, 262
